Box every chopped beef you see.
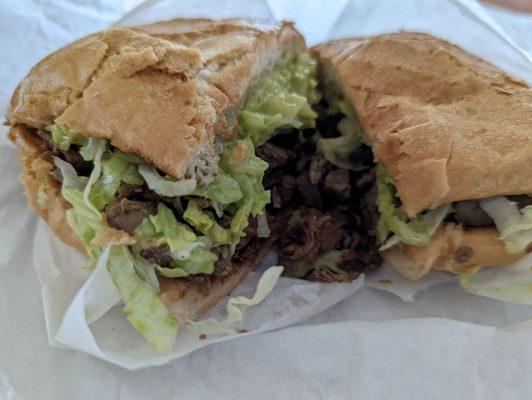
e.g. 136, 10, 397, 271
278, 208, 345, 266
450, 195, 530, 228
508, 194, 532, 209
62, 150, 93, 176
141, 245, 173, 268
451, 200, 493, 227
257, 105, 383, 281
116, 184, 147, 200
104, 198, 157, 234
296, 171, 323, 208
323, 169, 351, 202
256, 142, 294, 169
36, 129, 93, 176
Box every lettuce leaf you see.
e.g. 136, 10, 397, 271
106, 246, 178, 354
376, 164, 430, 247
187, 266, 284, 335
138, 164, 196, 197
480, 197, 532, 254
460, 252, 532, 304
88, 149, 143, 210
183, 200, 232, 246
285, 250, 345, 279
135, 203, 218, 275
53, 157, 88, 190
316, 99, 371, 170
62, 188, 106, 262
220, 139, 270, 249
379, 203, 453, 251
192, 170, 243, 206
82, 139, 106, 213
239, 52, 318, 145
47, 124, 87, 151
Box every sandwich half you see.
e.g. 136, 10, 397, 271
6, 18, 319, 352
309, 32, 532, 280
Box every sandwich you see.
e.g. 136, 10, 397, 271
8, 19, 531, 353
6, 18, 320, 353
307, 32, 532, 280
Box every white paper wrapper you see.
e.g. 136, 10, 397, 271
1, 0, 532, 395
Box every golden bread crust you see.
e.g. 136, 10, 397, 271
7, 19, 305, 180
312, 33, 532, 216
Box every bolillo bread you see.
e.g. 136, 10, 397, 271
7, 19, 305, 183
7, 19, 302, 323
312, 33, 532, 279
312, 32, 532, 217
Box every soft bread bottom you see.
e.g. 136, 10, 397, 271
9, 125, 272, 322
383, 222, 525, 280
159, 240, 274, 323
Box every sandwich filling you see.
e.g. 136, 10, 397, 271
317, 93, 532, 264
33, 52, 320, 352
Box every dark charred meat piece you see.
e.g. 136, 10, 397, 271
296, 171, 323, 208
62, 150, 93, 176
141, 245, 173, 268
278, 208, 345, 266
355, 168, 375, 191
323, 169, 351, 203
116, 184, 146, 200
359, 182, 379, 236
508, 194, 532, 209
451, 200, 493, 227
104, 198, 157, 234
256, 142, 295, 169
348, 144, 374, 171
258, 110, 383, 279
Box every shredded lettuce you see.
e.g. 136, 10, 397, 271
380, 203, 453, 251
183, 200, 232, 246
187, 266, 284, 335
239, 52, 319, 145
53, 157, 88, 190
135, 204, 217, 276
80, 137, 104, 161
138, 164, 196, 197
460, 252, 532, 304
286, 250, 345, 279
62, 188, 106, 262
47, 124, 87, 150
376, 164, 430, 247
88, 148, 143, 210
480, 197, 532, 254
317, 100, 369, 170
106, 246, 178, 354
220, 139, 270, 249
82, 138, 106, 214
192, 170, 243, 206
